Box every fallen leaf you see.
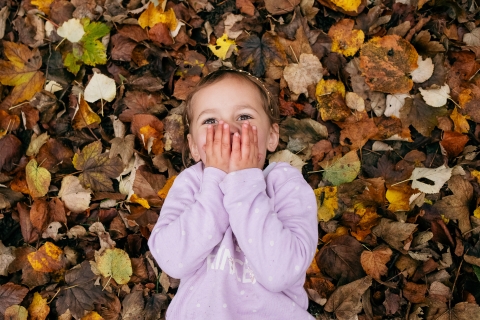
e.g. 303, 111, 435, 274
317, 235, 365, 285
27, 242, 65, 272
360, 245, 392, 280
359, 35, 418, 93
72, 96, 102, 130
337, 111, 379, 150
73, 141, 124, 192
84, 72, 117, 103
450, 107, 470, 133
138, 3, 177, 30
372, 218, 417, 252
399, 94, 448, 137
0, 283, 29, 315
408, 165, 453, 194
208, 34, 237, 60
0, 241, 15, 276
0, 41, 45, 105
58, 175, 92, 213
28, 292, 50, 320
411, 56, 434, 83
264, 0, 300, 15
403, 281, 427, 303
419, 84, 450, 107
324, 276, 372, 320
436, 302, 480, 320
4, 304, 28, 320
96, 248, 132, 285
237, 32, 287, 77
463, 28, 480, 46
329, 19, 365, 57
25, 159, 51, 198
314, 186, 338, 222
283, 53, 323, 96
323, 151, 361, 186
385, 93, 409, 118
26, 132, 50, 157
57, 18, 85, 43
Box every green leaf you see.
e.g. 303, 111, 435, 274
96, 248, 132, 285
323, 150, 361, 186
64, 52, 81, 75
82, 39, 107, 66
26, 159, 51, 198
473, 265, 480, 282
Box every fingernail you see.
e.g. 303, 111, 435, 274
244, 123, 248, 127
252, 125, 256, 130
224, 123, 228, 129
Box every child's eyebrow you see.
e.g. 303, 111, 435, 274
196, 104, 258, 123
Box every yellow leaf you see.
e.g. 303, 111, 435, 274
26, 159, 51, 198
331, 0, 362, 12
316, 78, 346, 98
27, 242, 64, 272
31, 0, 55, 15
72, 96, 101, 130
81, 311, 104, 320
28, 292, 50, 320
138, 3, 177, 30
450, 107, 470, 134
208, 34, 237, 60
314, 186, 338, 222
386, 185, 416, 212
472, 170, 480, 183
458, 88, 473, 108
0, 41, 45, 105
473, 207, 480, 219
139, 125, 164, 155
158, 175, 177, 199
130, 193, 150, 209
321, 226, 348, 243
329, 19, 365, 57
96, 248, 132, 285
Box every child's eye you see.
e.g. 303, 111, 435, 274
203, 118, 216, 125
238, 114, 252, 121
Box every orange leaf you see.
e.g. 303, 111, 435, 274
360, 245, 392, 280
0, 41, 45, 105
72, 96, 101, 130
27, 242, 65, 272
139, 124, 164, 155
158, 175, 177, 199
28, 292, 50, 320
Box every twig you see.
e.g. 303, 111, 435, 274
289, 45, 299, 64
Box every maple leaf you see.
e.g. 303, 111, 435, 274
324, 276, 372, 320
360, 245, 392, 280
399, 94, 448, 137
63, 18, 110, 75
73, 141, 124, 192
236, 32, 288, 77
56, 261, 107, 319
0, 41, 45, 105
0, 283, 28, 315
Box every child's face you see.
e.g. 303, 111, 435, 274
187, 76, 279, 170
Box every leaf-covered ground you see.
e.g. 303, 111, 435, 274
1, 0, 480, 319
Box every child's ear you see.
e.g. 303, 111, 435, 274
267, 123, 279, 152
187, 133, 201, 162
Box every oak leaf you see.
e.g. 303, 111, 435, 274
0, 41, 45, 105
73, 141, 124, 192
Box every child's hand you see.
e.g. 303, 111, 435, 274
203, 120, 231, 173
229, 122, 258, 172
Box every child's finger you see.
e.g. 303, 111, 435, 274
221, 122, 230, 157
231, 132, 241, 160
241, 122, 250, 160
205, 124, 213, 156
252, 125, 258, 162
213, 120, 223, 153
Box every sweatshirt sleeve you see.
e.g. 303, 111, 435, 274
219, 164, 318, 293
148, 166, 229, 279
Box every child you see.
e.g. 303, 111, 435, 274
148, 69, 318, 319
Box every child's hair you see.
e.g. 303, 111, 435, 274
181, 69, 281, 168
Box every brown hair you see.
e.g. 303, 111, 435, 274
181, 69, 280, 168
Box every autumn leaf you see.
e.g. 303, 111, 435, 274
283, 53, 323, 96
157, 175, 177, 199
314, 186, 338, 222
57, 18, 85, 43
72, 96, 102, 130
0, 41, 45, 105
360, 245, 392, 280
4, 305, 28, 320
436, 302, 480, 320
73, 141, 124, 192
96, 248, 133, 285
329, 19, 365, 57
27, 242, 65, 273
372, 218, 417, 253
0, 283, 29, 315
25, 159, 51, 198
324, 276, 372, 320
84, 72, 117, 103
28, 292, 50, 320
323, 151, 361, 186
399, 94, 448, 137
359, 35, 418, 93
237, 32, 288, 77
31, 0, 54, 15
56, 261, 107, 319
208, 34, 237, 60
138, 3, 177, 30
408, 165, 453, 194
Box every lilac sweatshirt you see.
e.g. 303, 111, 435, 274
148, 161, 318, 320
